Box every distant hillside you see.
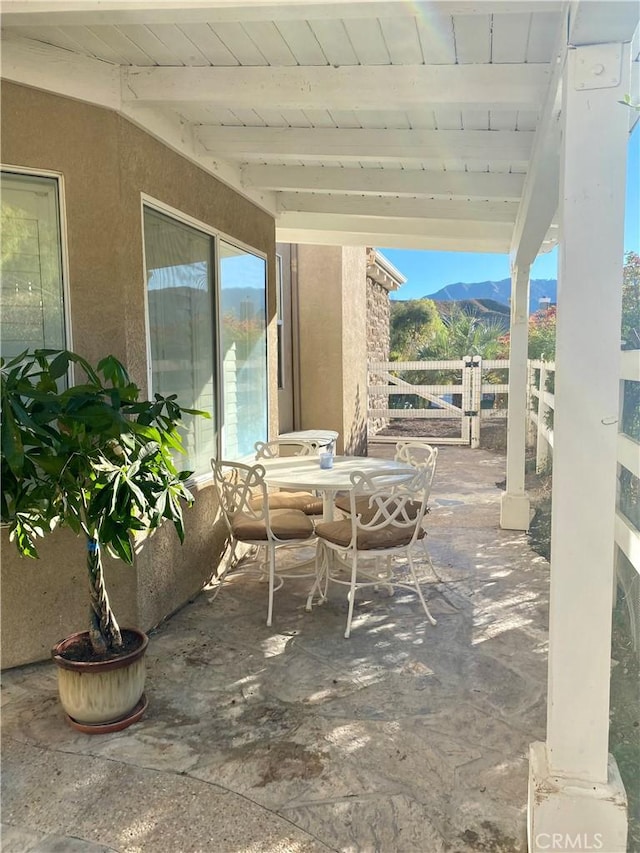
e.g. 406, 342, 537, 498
435, 298, 510, 330
428, 278, 557, 315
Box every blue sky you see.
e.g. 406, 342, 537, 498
382, 123, 640, 301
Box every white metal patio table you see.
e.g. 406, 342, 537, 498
261, 455, 418, 612
276, 429, 339, 453
260, 455, 415, 522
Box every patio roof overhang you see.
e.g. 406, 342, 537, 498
2, 4, 640, 850
2, 0, 637, 261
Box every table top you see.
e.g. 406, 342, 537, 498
260, 455, 414, 492
277, 429, 339, 445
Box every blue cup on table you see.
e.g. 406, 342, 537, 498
319, 451, 334, 469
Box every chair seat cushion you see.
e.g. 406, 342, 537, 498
249, 491, 323, 515
232, 508, 315, 541
334, 494, 424, 522
315, 519, 426, 550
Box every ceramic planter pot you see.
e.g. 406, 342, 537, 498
52, 628, 148, 731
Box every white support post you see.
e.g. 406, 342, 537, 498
535, 359, 549, 473
500, 264, 531, 530
528, 40, 631, 853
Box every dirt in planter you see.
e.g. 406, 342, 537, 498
56, 629, 143, 663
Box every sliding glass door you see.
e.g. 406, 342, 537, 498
144, 205, 268, 473
219, 240, 267, 459
144, 208, 216, 475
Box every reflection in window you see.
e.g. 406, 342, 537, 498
1, 172, 66, 358
220, 240, 267, 459
144, 208, 216, 475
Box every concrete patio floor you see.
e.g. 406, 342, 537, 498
1, 444, 550, 853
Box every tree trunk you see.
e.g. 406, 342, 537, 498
87, 537, 123, 655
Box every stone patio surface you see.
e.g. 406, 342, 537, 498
1, 444, 550, 853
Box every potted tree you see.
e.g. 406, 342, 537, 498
1, 348, 207, 732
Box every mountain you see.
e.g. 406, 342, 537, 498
428, 278, 557, 315
434, 298, 511, 330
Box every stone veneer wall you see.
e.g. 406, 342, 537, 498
366, 276, 392, 436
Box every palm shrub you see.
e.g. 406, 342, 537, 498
1, 349, 208, 657
423, 305, 505, 360
416, 305, 506, 407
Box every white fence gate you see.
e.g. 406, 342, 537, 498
368, 357, 510, 448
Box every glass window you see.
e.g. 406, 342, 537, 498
1, 171, 66, 358
144, 208, 268, 473
220, 240, 268, 459
144, 208, 216, 475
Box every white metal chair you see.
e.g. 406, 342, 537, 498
393, 441, 438, 570
334, 442, 437, 523
212, 459, 317, 626
254, 440, 323, 515
314, 467, 437, 638
394, 440, 438, 479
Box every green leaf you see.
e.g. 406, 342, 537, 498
123, 475, 146, 511
48, 352, 70, 380
1, 403, 24, 476
97, 355, 131, 389
129, 422, 161, 442
110, 531, 134, 564
181, 406, 211, 419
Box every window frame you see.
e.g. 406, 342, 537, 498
1, 164, 73, 367
140, 193, 269, 482
275, 252, 285, 391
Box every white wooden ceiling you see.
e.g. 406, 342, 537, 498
1, 1, 638, 257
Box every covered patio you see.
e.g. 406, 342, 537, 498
1, 1, 638, 849
1, 443, 549, 853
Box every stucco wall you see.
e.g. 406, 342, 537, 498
296, 245, 367, 455
0, 81, 276, 668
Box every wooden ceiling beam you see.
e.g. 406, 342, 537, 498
276, 192, 519, 222
277, 209, 513, 242
122, 64, 549, 112
197, 126, 534, 162
242, 164, 525, 200
276, 226, 511, 254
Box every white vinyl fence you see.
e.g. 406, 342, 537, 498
369, 354, 640, 643
527, 358, 555, 473
527, 352, 640, 648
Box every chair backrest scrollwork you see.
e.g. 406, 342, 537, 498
394, 441, 438, 496
345, 466, 430, 549
211, 459, 268, 530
